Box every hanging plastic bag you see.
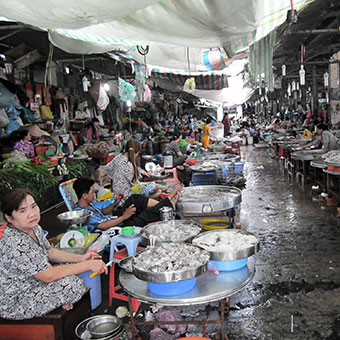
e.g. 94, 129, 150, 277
144, 84, 152, 102
96, 85, 110, 112
119, 77, 136, 101
0, 108, 9, 127
183, 77, 196, 94
40, 105, 53, 120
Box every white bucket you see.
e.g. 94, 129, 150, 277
241, 137, 247, 146
247, 136, 254, 145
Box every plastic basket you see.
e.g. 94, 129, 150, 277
234, 162, 244, 173
191, 171, 216, 186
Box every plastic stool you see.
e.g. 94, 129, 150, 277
110, 234, 141, 259
163, 168, 179, 183
108, 234, 142, 312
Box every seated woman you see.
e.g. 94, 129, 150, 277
13, 129, 35, 158
73, 178, 182, 231
105, 139, 169, 201
0, 188, 107, 320
164, 131, 187, 169
79, 118, 100, 144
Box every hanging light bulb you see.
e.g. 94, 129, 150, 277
288, 83, 291, 96
299, 65, 305, 85
323, 71, 329, 87
282, 64, 286, 76
296, 82, 300, 90
292, 80, 296, 91
259, 87, 262, 95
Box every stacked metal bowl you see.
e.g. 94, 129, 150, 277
75, 315, 124, 340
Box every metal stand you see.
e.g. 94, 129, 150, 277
119, 260, 255, 340
127, 296, 230, 340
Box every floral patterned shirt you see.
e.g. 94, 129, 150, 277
105, 153, 134, 199
0, 224, 85, 319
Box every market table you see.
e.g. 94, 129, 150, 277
310, 158, 327, 191
323, 169, 340, 202
291, 149, 324, 190
119, 259, 255, 340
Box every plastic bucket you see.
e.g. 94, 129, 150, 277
78, 270, 102, 310
247, 136, 254, 145
147, 278, 196, 296
241, 137, 247, 145
210, 258, 248, 272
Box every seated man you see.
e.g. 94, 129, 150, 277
73, 178, 182, 232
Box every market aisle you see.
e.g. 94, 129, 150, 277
226, 146, 340, 340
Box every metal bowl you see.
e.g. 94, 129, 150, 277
75, 315, 124, 340
86, 315, 123, 339
141, 220, 202, 245
132, 243, 209, 283
57, 210, 92, 226
192, 229, 260, 261
142, 155, 154, 161
118, 256, 133, 273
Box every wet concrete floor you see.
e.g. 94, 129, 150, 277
41, 145, 340, 339
226, 146, 340, 340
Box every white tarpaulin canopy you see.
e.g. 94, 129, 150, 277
0, 0, 312, 104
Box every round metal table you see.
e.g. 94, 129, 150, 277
310, 157, 327, 169
119, 259, 255, 306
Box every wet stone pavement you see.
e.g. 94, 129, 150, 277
226, 146, 340, 340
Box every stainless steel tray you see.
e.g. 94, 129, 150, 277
119, 259, 255, 306
132, 243, 209, 283
192, 229, 260, 261
323, 160, 340, 167
176, 185, 242, 214
291, 149, 324, 161
202, 153, 239, 161
190, 162, 219, 172
141, 220, 201, 245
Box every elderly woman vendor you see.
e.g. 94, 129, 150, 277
0, 188, 108, 320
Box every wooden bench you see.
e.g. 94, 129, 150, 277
0, 290, 91, 340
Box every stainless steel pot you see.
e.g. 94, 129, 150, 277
176, 185, 242, 214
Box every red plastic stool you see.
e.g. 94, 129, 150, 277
108, 247, 144, 312
163, 168, 179, 183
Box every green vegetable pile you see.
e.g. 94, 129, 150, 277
64, 161, 94, 180
0, 162, 58, 201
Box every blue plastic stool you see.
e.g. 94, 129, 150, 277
109, 234, 142, 262
108, 234, 142, 311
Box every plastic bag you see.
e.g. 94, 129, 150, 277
119, 77, 136, 101
149, 328, 180, 340
40, 105, 53, 120
0, 108, 9, 127
183, 77, 196, 94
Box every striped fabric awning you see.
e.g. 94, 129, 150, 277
249, 31, 275, 91
151, 71, 228, 91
